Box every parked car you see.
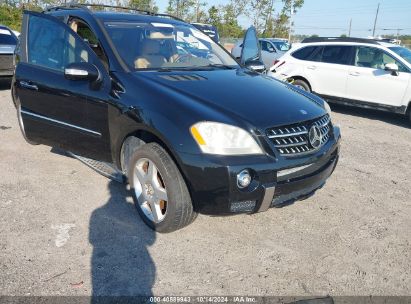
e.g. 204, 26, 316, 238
232, 38, 291, 68
13, 5, 340, 232
0, 25, 18, 77
268, 37, 411, 122
191, 23, 219, 43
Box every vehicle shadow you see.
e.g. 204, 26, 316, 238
0, 78, 11, 90
89, 180, 156, 299
330, 103, 410, 128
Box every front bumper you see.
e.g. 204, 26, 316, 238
178, 126, 341, 215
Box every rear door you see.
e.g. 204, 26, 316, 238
345, 46, 410, 107
303, 45, 353, 97
15, 11, 112, 161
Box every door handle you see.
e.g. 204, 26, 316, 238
349, 72, 361, 77
307, 65, 317, 70
20, 81, 38, 91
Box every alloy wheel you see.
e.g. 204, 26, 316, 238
133, 158, 168, 223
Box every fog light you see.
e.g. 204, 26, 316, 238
237, 169, 252, 188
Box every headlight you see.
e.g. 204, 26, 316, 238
190, 122, 264, 155
324, 101, 332, 117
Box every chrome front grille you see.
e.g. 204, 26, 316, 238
266, 114, 332, 156
0, 54, 14, 70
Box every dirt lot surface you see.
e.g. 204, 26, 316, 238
0, 79, 410, 297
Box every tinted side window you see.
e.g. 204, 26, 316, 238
321, 45, 353, 65
292, 46, 322, 61
28, 15, 92, 72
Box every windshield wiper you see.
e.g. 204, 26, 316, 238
205, 64, 237, 69
155, 65, 236, 72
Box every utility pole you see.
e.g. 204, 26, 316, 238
348, 18, 352, 37
372, 3, 380, 37
288, 0, 293, 42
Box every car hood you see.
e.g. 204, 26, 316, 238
0, 44, 15, 54
134, 68, 326, 130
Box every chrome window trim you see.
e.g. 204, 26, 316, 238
20, 109, 101, 137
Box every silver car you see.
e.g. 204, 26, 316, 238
231, 38, 290, 69
0, 25, 17, 77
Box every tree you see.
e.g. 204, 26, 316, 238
246, 0, 273, 35
219, 3, 244, 38
128, 0, 158, 12
207, 5, 220, 26
166, 0, 196, 20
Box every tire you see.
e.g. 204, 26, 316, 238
128, 142, 197, 233
293, 79, 311, 92
16, 99, 39, 145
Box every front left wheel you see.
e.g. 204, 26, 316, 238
128, 143, 197, 233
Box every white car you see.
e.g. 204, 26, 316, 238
268, 37, 411, 122
231, 38, 290, 69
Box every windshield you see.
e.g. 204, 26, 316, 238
104, 21, 237, 70
271, 41, 290, 52
389, 46, 411, 65
0, 28, 17, 45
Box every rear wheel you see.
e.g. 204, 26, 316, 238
293, 79, 311, 92
128, 143, 196, 233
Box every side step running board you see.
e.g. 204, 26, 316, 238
67, 152, 126, 183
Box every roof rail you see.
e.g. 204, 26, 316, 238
301, 37, 380, 45
44, 2, 185, 22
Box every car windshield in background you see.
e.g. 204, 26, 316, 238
0, 29, 17, 45
271, 41, 290, 52
104, 21, 238, 70
389, 46, 411, 65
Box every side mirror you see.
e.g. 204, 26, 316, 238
245, 59, 266, 73
268, 47, 276, 53
385, 63, 399, 75
64, 62, 100, 82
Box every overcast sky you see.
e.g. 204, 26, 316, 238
156, 0, 411, 37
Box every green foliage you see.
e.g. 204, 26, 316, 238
128, 0, 159, 13
0, 0, 310, 40
0, 4, 23, 31
166, 0, 196, 20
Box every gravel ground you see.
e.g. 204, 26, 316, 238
0, 78, 410, 297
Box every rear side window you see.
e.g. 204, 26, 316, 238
292, 46, 322, 61
27, 15, 92, 72
321, 45, 353, 65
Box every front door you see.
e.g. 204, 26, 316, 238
259, 40, 278, 68
15, 11, 112, 161
345, 46, 410, 107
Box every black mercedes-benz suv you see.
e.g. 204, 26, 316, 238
12, 4, 341, 232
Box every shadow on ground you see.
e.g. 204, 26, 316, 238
0, 78, 11, 91
89, 180, 156, 298
330, 103, 410, 129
